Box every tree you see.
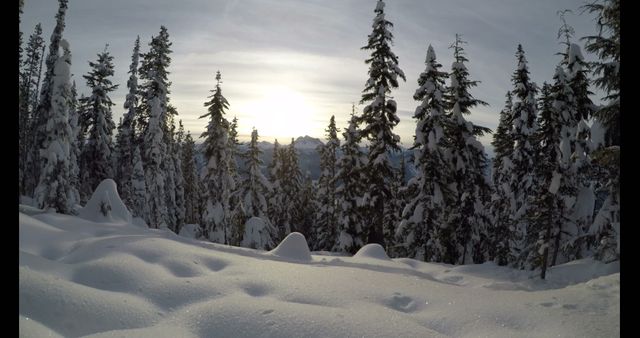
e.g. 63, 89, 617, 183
131, 146, 149, 220
396, 45, 453, 262
507, 45, 539, 268
357, 0, 406, 247
444, 35, 492, 264
67, 81, 81, 207
313, 115, 340, 251
114, 37, 140, 212
200, 71, 234, 243
182, 131, 201, 225
139, 26, 173, 228
173, 120, 187, 233
334, 111, 367, 254
29, 0, 69, 200
79, 46, 118, 201
33, 39, 74, 214
489, 92, 515, 265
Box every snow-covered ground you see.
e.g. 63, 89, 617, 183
20, 209, 619, 337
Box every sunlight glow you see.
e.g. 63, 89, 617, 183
237, 85, 317, 141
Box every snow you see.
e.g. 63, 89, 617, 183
178, 223, 201, 239
268, 232, 312, 261
78, 179, 132, 224
241, 216, 273, 250
353, 243, 390, 260
548, 171, 562, 195
20, 211, 619, 337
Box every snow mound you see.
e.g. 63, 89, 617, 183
178, 224, 201, 239
78, 179, 132, 224
268, 232, 312, 261
353, 243, 390, 260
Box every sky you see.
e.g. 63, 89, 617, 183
20, 0, 601, 157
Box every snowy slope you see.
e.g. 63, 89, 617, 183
19, 210, 619, 337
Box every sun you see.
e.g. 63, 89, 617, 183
237, 86, 317, 142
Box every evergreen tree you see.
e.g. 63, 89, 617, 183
19, 23, 46, 195
34, 39, 74, 214
139, 26, 173, 228
357, 0, 406, 247
29, 0, 69, 199
164, 112, 178, 230
298, 170, 317, 240
313, 116, 340, 251
489, 92, 515, 265
396, 45, 452, 262
173, 120, 187, 233
267, 139, 286, 237
114, 37, 140, 212
444, 35, 492, 264
282, 139, 303, 237
79, 46, 118, 201
131, 146, 149, 220
507, 45, 539, 268
67, 81, 81, 207
334, 112, 367, 254
227, 117, 243, 244
182, 132, 201, 225
199, 71, 234, 243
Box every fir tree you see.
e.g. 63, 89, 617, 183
313, 115, 340, 251
67, 81, 81, 207
298, 170, 317, 241
79, 46, 118, 201
396, 45, 452, 262
29, 0, 69, 199
507, 45, 539, 268
131, 146, 149, 220
489, 92, 515, 265
199, 71, 234, 243
227, 117, 243, 244
267, 139, 286, 238
357, 0, 406, 247
114, 37, 140, 212
164, 112, 178, 230
282, 139, 303, 237
34, 39, 74, 214
173, 120, 187, 233
444, 35, 492, 264
334, 112, 367, 254
182, 132, 201, 225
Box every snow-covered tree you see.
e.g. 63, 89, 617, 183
163, 112, 179, 230
507, 45, 539, 268
29, 0, 69, 199
396, 45, 453, 262
67, 81, 81, 207
313, 115, 340, 251
131, 146, 149, 220
79, 46, 118, 202
334, 112, 367, 254
444, 35, 492, 264
227, 117, 243, 244
173, 120, 186, 233
357, 0, 406, 247
489, 92, 515, 265
199, 71, 234, 243
114, 37, 140, 211
267, 139, 285, 233
298, 170, 317, 240
182, 131, 201, 225
139, 26, 173, 228
34, 39, 75, 214
19, 23, 46, 195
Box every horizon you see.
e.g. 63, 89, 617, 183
20, 0, 602, 159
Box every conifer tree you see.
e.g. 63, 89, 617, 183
507, 45, 539, 267
114, 37, 140, 211
182, 132, 201, 225
313, 115, 340, 251
298, 170, 317, 240
29, 0, 69, 199
67, 81, 81, 207
267, 139, 286, 237
489, 92, 515, 265
283, 139, 303, 236
444, 35, 492, 264
173, 120, 187, 233
34, 39, 74, 214
227, 117, 243, 244
334, 112, 367, 254
131, 146, 149, 220
396, 45, 452, 262
357, 0, 406, 247
200, 71, 234, 243
164, 113, 178, 230
79, 46, 118, 201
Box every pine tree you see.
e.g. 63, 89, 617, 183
444, 35, 492, 264
267, 139, 286, 238
67, 81, 81, 207
357, 0, 406, 247
396, 45, 452, 262
173, 120, 187, 233
489, 92, 515, 265
79, 46, 118, 201
298, 170, 317, 241
227, 117, 243, 244
139, 26, 173, 228
582, 0, 619, 261
164, 112, 178, 230
507, 45, 539, 268
19, 23, 46, 195
29, 0, 69, 199
114, 37, 140, 212
282, 139, 303, 237
34, 39, 75, 214
334, 112, 367, 254
182, 131, 201, 225
200, 71, 234, 243
313, 116, 340, 251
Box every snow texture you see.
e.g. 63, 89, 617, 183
78, 179, 132, 224
353, 243, 390, 260
19, 211, 619, 337
268, 232, 312, 261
